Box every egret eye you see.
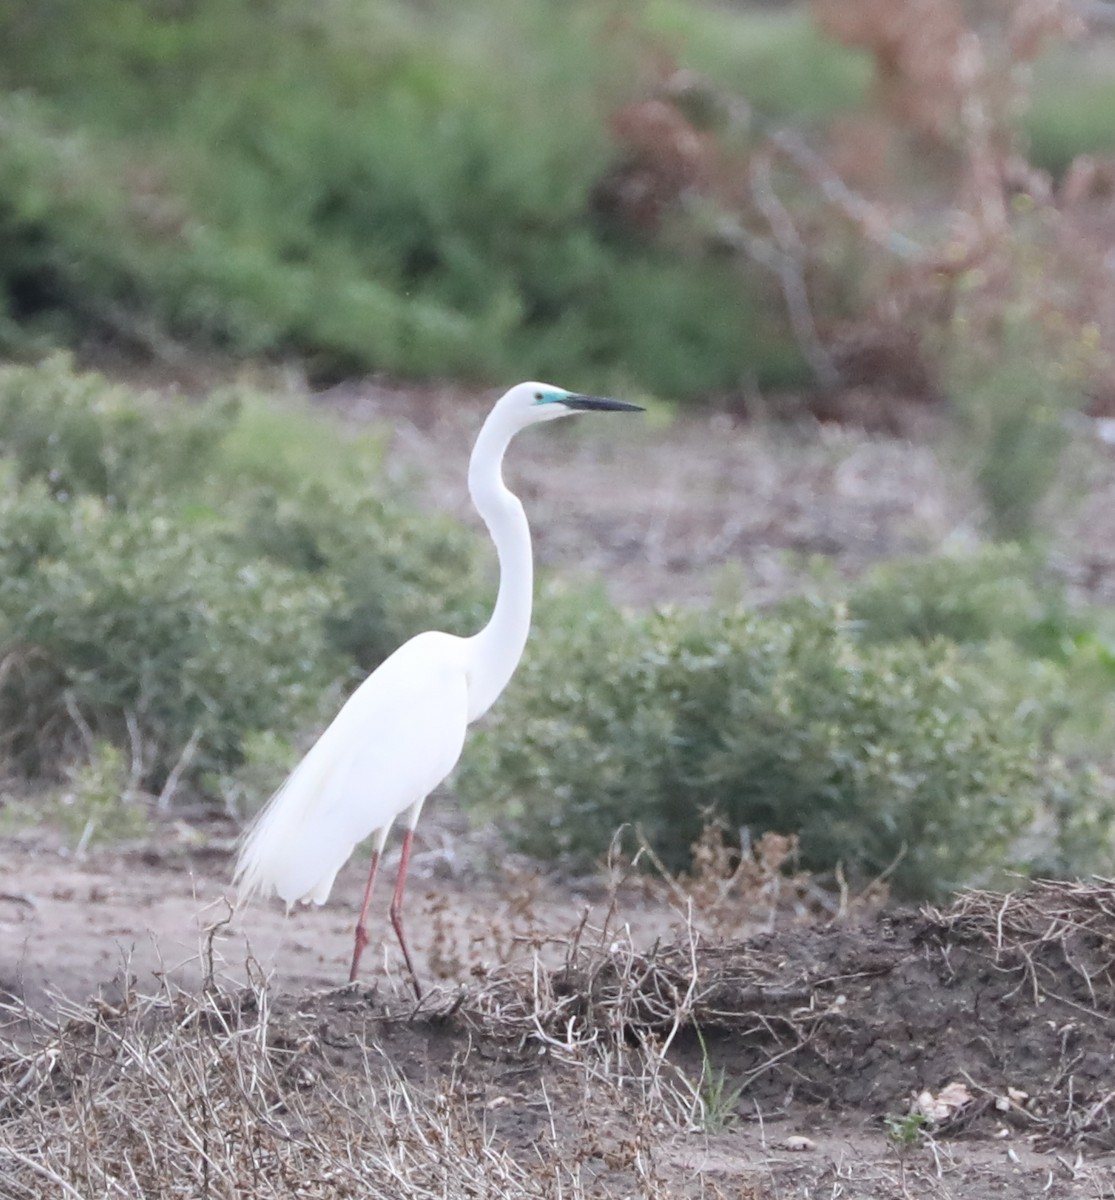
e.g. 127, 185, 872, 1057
534, 391, 544, 401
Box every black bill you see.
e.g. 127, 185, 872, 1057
562, 394, 644, 412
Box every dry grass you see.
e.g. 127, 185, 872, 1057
0, 908, 697, 1200
452, 829, 871, 1134
463, 915, 840, 1136
0, 973, 685, 1199
4, 879, 1115, 1197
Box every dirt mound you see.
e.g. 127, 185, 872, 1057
451, 879, 1115, 1148
3, 881, 1115, 1197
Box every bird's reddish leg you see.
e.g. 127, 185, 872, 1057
389, 827, 422, 1000
349, 848, 382, 983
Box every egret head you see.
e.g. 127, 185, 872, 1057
497, 381, 644, 427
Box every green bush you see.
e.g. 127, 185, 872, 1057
1026, 50, 1115, 175
0, 94, 149, 353
0, 355, 235, 505
643, 3, 870, 121
945, 304, 1092, 543
0, 485, 341, 785
50, 741, 151, 847
0, 358, 494, 796
205, 389, 494, 669
0, 0, 803, 395
236, 483, 491, 670
846, 545, 1084, 660
459, 592, 1102, 898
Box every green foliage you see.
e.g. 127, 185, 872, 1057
847, 553, 1115, 871
847, 545, 1083, 659
693, 1025, 742, 1134
884, 1111, 927, 1152
208, 394, 389, 495
0, 0, 802, 396
50, 741, 150, 848
460, 590, 1101, 898
236, 483, 490, 671
643, 3, 871, 121
0, 357, 489, 798
1026, 51, 1115, 175
209, 727, 311, 824
3, 0, 1114, 399
946, 304, 1092, 543
0, 355, 235, 505
0, 94, 144, 353
0, 485, 340, 784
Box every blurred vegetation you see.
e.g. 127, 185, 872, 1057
1025, 46, 1115, 174
460, 563, 1115, 899
0, 357, 1112, 894
641, 1, 872, 118
845, 544, 1082, 657
0, 356, 486, 793
0, 0, 808, 395
939, 240, 1105, 542
2, 0, 1113, 402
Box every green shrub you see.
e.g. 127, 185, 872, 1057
0, 353, 491, 668
847, 545, 1084, 659
0, 354, 235, 506
0, 0, 804, 395
0, 486, 341, 786
0, 357, 500, 800
235, 483, 491, 670
50, 741, 151, 848
643, 3, 871, 120
459, 592, 1100, 898
1026, 50, 1115, 175
204, 389, 494, 668
0, 94, 146, 353
945, 303, 1092, 543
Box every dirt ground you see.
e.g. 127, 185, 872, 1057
312, 378, 1115, 608
4, 821, 1115, 1197
4, 385, 1115, 1197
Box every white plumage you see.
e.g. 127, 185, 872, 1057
233, 381, 642, 995
234, 632, 469, 906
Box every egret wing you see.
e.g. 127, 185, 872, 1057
234, 631, 469, 906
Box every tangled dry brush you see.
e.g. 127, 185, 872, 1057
2, 879, 1115, 1196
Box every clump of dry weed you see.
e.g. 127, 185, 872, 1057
650, 824, 884, 936
0, 961, 685, 1199
461, 899, 847, 1137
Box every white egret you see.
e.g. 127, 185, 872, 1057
233, 381, 642, 996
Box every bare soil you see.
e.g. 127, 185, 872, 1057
4, 824, 1115, 1197
312, 377, 1115, 607
4, 386, 1115, 1196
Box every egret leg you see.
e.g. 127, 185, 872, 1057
389, 828, 422, 1000
349, 848, 382, 983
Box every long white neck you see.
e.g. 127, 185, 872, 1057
465, 409, 534, 721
